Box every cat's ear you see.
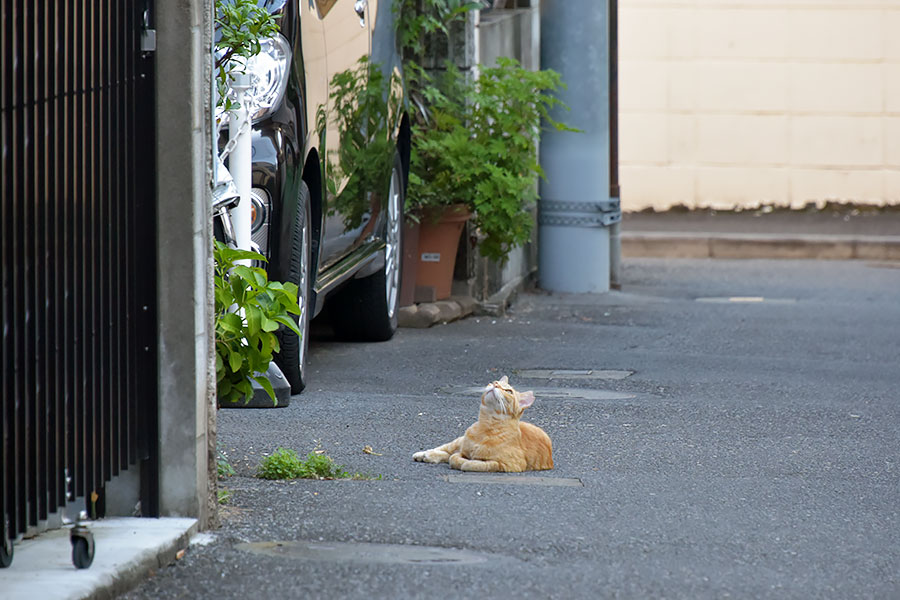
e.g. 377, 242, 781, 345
499, 375, 509, 385
519, 391, 535, 408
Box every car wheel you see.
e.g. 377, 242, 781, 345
275, 181, 313, 394
330, 152, 404, 341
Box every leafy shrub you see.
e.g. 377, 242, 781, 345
409, 58, 575, 262
214, 242, 302, 405
395, 1, 577, 263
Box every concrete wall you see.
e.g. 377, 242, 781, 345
618, 0, 900, 212
155, 0, 215, 527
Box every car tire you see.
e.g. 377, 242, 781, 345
275, 181, 313, 394
330, 152, 404, 341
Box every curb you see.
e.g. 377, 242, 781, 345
398, 295, 479, 328
1, 517, 197, 600
622, 232, 900, 261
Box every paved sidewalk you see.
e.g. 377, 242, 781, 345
622, 206, 900, 260
0, 518, 197, 600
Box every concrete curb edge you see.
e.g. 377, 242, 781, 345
622, 232, 900, 261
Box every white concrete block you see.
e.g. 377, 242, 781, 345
790, 116, 884, 167
788, 8, 883, 61
789, 63, 883, 114
619, 112, 668, 164
696, 114, 789, 166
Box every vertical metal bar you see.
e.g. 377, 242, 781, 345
34, 0, 49, 523
1, 0, 12, 548
93, 0, 108, 491
125, 0, 137, 467
111, 0, 126, 472
22, 0, 37, 531
47, 0, 63, 510
81, 0, 92, 505
13, 0, 26, 537
63, 0, 77, 514
101, 0, 114, 483
87, 0, 98, 506
608, 0, 619, 201
136, 0, 159, 518
73, 0, 86, 503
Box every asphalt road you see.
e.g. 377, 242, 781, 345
122, 258, 900, 599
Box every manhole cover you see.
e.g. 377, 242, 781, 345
236, 541, 498, 565
695, 296, 797, 304
445, 474, 583, 487
447, 386, 635, 401
516, 369, 633, 380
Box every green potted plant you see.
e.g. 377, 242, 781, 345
395, 1, 576, 301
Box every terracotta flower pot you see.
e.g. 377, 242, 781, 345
399, 218, 420, 308
415, 204, 470, 302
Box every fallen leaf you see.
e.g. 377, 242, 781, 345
175, 549, 186, 560
313, 449, 326, 455
363, 445, 382, 456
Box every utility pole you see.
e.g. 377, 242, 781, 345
538, 0, 621, 293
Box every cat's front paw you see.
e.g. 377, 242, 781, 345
412, 449, 448, 464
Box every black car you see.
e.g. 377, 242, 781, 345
222, 0, 410, 393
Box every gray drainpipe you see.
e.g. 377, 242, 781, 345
608, 0, 622, 289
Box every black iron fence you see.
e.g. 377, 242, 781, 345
1, 0, 159, 553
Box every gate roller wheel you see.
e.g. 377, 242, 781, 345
70, 527, 95, 569
0, 537, 12, 568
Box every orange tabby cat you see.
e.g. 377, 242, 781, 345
413, 376, 553, 472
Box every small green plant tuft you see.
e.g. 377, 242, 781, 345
217, 445, 236, 478
256, 448, 379, 481
218, 488, 233, 505
256, 447, 307, 480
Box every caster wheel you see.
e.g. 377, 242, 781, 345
0, 537, 13, 568
71, 529, 94, 569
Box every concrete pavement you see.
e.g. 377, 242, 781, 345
119, 258, 899, 599
5, 206, 899, 598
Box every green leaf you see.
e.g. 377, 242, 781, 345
228, 350, 242, 373
253, 375, 276, 404
261, 316, 279, 333
232, 265, 259, 287
273, 315, 301, 336
219, 312, 242, 334
245, 304, 262, 337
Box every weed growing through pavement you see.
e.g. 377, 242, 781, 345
256, 447, 380, 480
218, 488, 232, 505
217, 445, 236, 478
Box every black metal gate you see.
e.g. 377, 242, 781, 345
1, 0, 159, 556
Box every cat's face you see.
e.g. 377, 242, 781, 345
480, 376, 535, 418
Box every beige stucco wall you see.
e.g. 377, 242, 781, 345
618, 0, 900, 212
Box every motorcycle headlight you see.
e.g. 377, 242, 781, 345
244, 34, 291, 123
